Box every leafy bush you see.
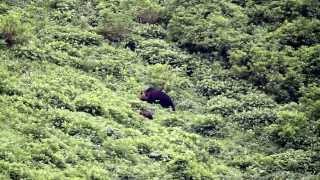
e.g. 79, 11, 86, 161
207, 93, 277, 130
0, 13, 31, 47
136, 63, 192, 92
1, 0, 320, 178
232, 108, 277, 130
299, 45, 320, 83
275, 18, 320, 48
48, 0, 91, 26
264, 105, 313, 148
167, 0, 248, 59
0, 66, 11, 95
230, 40, 304, 102
73, 58, 127, 79
262, 149, 317, 174
197, 79, 231, 97
262, 85, 319, 148
167, 159, 194, 179
232, 149, 318, 178
133, 24, 167, 39
189, 115, 225, 137
49, 0, 76, 10
49, 27, 102, 46
0, 3, 9, 14
96, 10, 133, 42
206, 96, 241, 116
239, 92, 277, 110
0, 66, 22, 96
161, 116, 186, 128
196, 79, 251, 97
300, 84, 320, 120
135, 7, 161, 24
246, 0, 320, 26
136, 39, 191, 67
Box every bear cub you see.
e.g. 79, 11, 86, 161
139, 109, 154, 120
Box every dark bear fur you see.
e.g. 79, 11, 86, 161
3, 32, 15, 47
139, 109, 154, 120
140, 87, 175, 111
125, 41, 136, 51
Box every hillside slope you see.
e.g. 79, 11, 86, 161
0, 0, 319, 179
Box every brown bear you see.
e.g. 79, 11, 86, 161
139, 109, 154, 120
140, 87, 175, 111
3, 32, 14, 47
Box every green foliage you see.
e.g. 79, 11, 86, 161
266, 109, 310, 147
189, 114, 225, 137
207, 96, 241, 116
232, 108, 277, 129
229, 34, 305, 102
196, 79, 250, 97
133, 24, 167, 39
167, 0, 248, 60
300, 84, 320, 120
207, 92, 278, 130
0, 0, 320, 179
49, 0, 76, 10
0, 13, 31, 47
136, 39, 191, 67
299, 45, 320, 83
0, 3, 10, 14
135, 7, 162, 24
275, 17, 320, 48
231, 149, 318, 178
136, 63, 193, 92
48, 27, 102, 46
246, 0, 320, 26
96, 9, 133, 42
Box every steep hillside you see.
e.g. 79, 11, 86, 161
0, 0, 319, 179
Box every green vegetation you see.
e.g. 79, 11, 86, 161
0, 0, 319, 179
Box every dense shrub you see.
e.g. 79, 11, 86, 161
230, 40, 304, 102
264, 96, 319, 149
161, 116, 186, 128
133, 24, 167, 39
0, 3, 9, 14
167, 159, 194, 179
136, 63, 193, 93
206, 96, 241, 116
196, 79, 251, 97
49, 27, 102, 46
246, 0, 320, 26
49, 0, 76, 10
274, 18, 320, 48
0, 66, 11, 95
136, 39, 191, 67
299, 45, 320, 83
207, 92, 277, 126
0, 0, 320, 178
262, 85, 320, 148
262, 149, 317, 174
232, 108, 277, 130
74, 58, 126, 79
232, 149, 318, 178
0, 13, 31, 47
167, 0, 248, 59
135, 7, 161, 24
0, 66, 22, 96
48, 0, 85, 26
96, 10, 133, 42
239, 92, 277, 110
189, 115, 225, 137
300, 84, 320, 120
